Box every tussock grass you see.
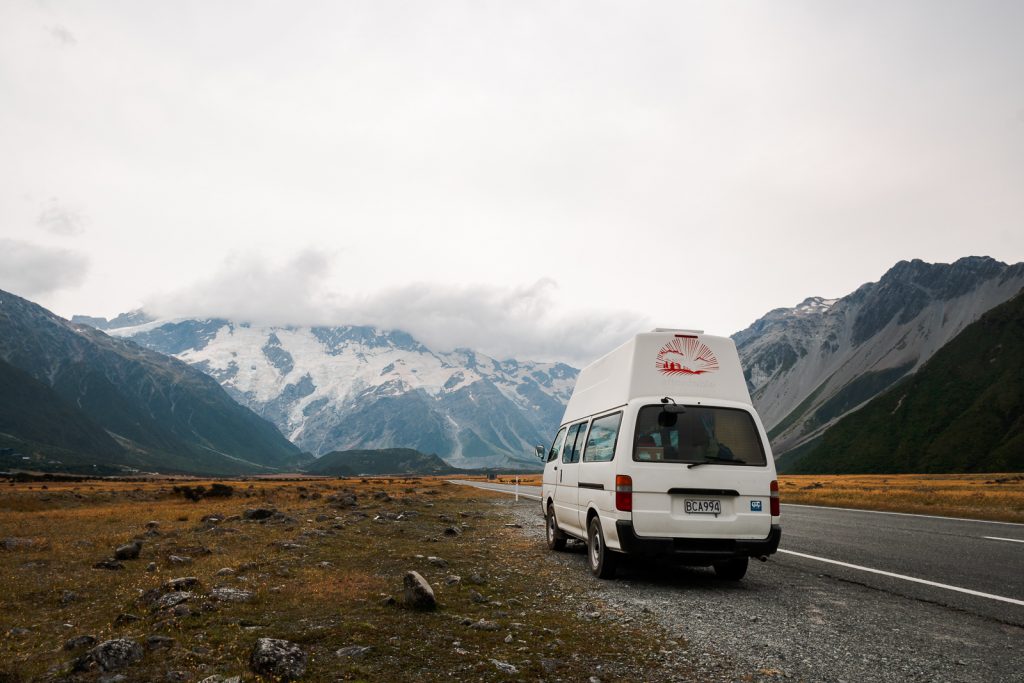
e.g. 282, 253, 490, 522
778, 473, 1024, 522
0, 477, 671, 681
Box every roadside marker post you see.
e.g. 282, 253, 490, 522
515, 477, 519, 502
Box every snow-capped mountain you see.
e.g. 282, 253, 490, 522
98, 321, 577, 468
734, 256, 1024, 454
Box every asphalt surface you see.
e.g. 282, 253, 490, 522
450, 480, 1024, 682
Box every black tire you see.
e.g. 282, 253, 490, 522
713, 556, 749, 581
587, 515, 618, 579
546, 504, 566, 551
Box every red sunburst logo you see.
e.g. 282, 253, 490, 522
655, 337, 719, 376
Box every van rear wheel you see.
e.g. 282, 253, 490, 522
713, 557, 749, 581
587, 516, 618, 579
546, 505, 566, 551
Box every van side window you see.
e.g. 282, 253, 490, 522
582, 412, 622, 463
563, 421, 589, 464
547, 427, 567, 462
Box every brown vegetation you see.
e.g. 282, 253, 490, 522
778, 473, 1024, 523
0, 477, 673, 681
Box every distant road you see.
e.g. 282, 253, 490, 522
449, 479, 1024, 625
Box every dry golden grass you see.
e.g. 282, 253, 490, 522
0, 476, 671, 682
778, 473, 1024, 523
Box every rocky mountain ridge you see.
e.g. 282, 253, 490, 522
735, 256, 1024, 454
103, 320, 576, 469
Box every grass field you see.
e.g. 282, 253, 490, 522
0, 477, 675, 682
477, 472, 1024, 523
777, 473, 1024, 523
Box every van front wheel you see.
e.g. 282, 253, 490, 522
587, 516, 618, 579
713, 557, 749, 581
546, 505, 566, 551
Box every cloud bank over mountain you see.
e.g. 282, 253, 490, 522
143, 250, 646, 365
0, 239, 89, 298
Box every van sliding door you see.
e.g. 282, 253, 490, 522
553, 420, 588, 537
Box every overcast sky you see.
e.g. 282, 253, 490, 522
2, 1, 1022, 365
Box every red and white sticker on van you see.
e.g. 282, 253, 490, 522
655, 337, 720, 376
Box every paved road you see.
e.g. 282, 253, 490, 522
450, 479, 1024, 681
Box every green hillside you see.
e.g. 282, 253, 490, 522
305, 448, 459, 476
786, 289, 1024, 473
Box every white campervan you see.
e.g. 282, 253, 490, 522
541, 329, 781, 579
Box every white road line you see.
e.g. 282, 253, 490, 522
778, 549, 1024, 607
781, 503, 1024, 527
449, 481, 541, 501
983, 536, 1024, 544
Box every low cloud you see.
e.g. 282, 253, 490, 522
145, 251, 646, 365
347, 280, 647, 366
37, 199, 85, 236
145, 250, 335, 327
48, 25, 77, 46
0, 239, 89, 297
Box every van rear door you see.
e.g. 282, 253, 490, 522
629, 404, 773, 539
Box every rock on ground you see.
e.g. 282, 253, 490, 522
88, 639, 144, 671
403, 571, 437, 610
249, 638, 307, 681
114, 541, 142, 560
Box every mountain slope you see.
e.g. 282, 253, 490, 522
784, 288, 1024, 473
0, 358, 130, 472
734, 257, 1024, 454
304, 448, 459, 476
0, 290, 302, 475
105, 321, 577, 468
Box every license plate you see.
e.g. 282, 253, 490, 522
684, 499, 721, 515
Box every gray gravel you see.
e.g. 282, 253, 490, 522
500, 498, 1024, 683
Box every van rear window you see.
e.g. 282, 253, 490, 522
632, 405, 767, 466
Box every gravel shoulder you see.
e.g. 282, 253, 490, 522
502, 497, 1024, 683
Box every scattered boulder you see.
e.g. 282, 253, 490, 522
215, 567, 235, 577
403, 571, 437, 611
469, 590, 488, 604
168, 555, 192, 565
444, 575, 462, 586
60, 590, 79, 605
113, 614, 141, 626
335, 645, 373, 659
443, 526, 462, 537
468, 573, 487, 585
491, 659, 518, 674
88, 638, 144, 671
249, 638, 307, 681
209, 588, 254, 603
145, 521, 160, 530
64, 635, 97, 651
469, 619, 499, 631
243, 508, 276, 521
146, 562, 158, 572
198, 676, 240, 683
152, 592, 193, 612
329, 493, 358, 508
146, 635, 176, 650
206, 483, 234, 498
427, 556, 448, 569
164, 577, 199, 592
114, 541, 142, 561
373, 491, 391, 502
93, 559, 125, 571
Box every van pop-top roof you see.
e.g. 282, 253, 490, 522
561, 330, 752, 425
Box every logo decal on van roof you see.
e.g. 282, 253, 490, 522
655, 337, 720, 376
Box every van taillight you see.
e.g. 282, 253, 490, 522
770, 480, 780, 517
615, 475, 632, 512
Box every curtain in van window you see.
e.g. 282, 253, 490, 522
583, 412, 622, 462
548, 427, 567, 462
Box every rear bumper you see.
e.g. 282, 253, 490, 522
615, 521, 782, 563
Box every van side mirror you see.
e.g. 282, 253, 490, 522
535, 445, 545, 460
